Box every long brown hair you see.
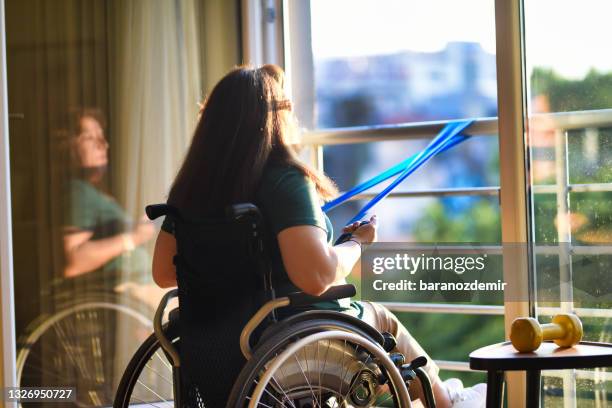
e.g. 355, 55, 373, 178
168, 64, 337, 214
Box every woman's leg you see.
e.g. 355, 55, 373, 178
360, 301, 453, 408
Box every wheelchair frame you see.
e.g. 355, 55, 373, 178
113, 203, 436, 407
17, 290, 155, 407
115, 286, 437, 407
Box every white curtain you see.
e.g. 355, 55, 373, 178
110, 0, 203, 383
112, 0, 202, 218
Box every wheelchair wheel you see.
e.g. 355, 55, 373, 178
228, 319, 411, 408
16, 293, 153, 407
114, 321, 179, 408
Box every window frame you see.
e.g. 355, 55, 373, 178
0, 0, 17, 391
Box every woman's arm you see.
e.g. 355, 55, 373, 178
277, 215, 377, 296
150, 227, 356, 293
150, 214, 376, 293
64, 231, 128, 277
63, 220, 154, 278
152, 230, 178, 288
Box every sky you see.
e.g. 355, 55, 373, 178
310, 0, 612, 79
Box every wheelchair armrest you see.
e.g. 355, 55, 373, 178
145, 203, 181, 221
154, 289, 180, 367
240, 284, 356, 359
287, 284, 356, 308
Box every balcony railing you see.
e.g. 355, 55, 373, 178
301, 108, 612, 377
301, 108, 612, 145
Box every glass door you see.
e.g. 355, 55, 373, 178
4, 0, 238, 405
524, 0, 612, 406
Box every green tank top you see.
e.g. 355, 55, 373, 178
66, 179, 149, 284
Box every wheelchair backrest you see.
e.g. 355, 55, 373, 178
146, 202, 273, 406
147, 202, 272, 293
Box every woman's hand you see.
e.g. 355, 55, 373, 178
350, 215, 378, 244
130, 217, 156, 246
63, 218, 154, 278
341, 221, 362, 235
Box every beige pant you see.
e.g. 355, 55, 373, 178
360, 301, 440, 384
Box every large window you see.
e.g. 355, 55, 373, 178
285, 0, 503, 387
283, 0, 612, 403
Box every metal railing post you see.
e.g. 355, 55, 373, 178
310, 144, 323, 173
554, 128, 574, 309
554, 127, 577, 406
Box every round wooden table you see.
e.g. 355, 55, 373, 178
469, 341, 612, 407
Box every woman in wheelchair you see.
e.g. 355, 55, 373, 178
150, 64, 485, 407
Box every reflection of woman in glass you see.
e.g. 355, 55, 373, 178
19, 109, 159, 407
63, 108, 155, 286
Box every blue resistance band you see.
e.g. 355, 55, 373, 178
322, 119, 474, 225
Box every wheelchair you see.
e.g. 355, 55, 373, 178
114, 203, 436, 408
17, 279, 155, 407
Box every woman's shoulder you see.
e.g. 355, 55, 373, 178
256, 162, 322, 209
259, 162, 308, 191
69, 178, 96, 193
262, 162, 303, 178
67, 178, 103, 207
256, 162, 329, 237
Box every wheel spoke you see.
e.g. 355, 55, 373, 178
143, 362, 174, 385
339, 351, 370, 403
131, 395, 172, 408
87, 309, 106, 384
253, 378, 290, 407
136, 378, 170, 403
269, 349, 297, 408
319, 340, 332, 404
298, 347, 321, 407
78, 310, 96, 384
293, 353, 319, 405
154, 350, 173, 371
53, 322, 90, 379
17, 300, 153, 407
341, 368, 364, 403
338, 340, 347, 396
317, 339, 322, 406
270, 375, 297, 408
302, 343, 318, 406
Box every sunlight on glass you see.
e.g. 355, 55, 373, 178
311, 0, 496, 57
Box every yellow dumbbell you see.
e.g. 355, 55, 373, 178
510, 314, 583, 353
